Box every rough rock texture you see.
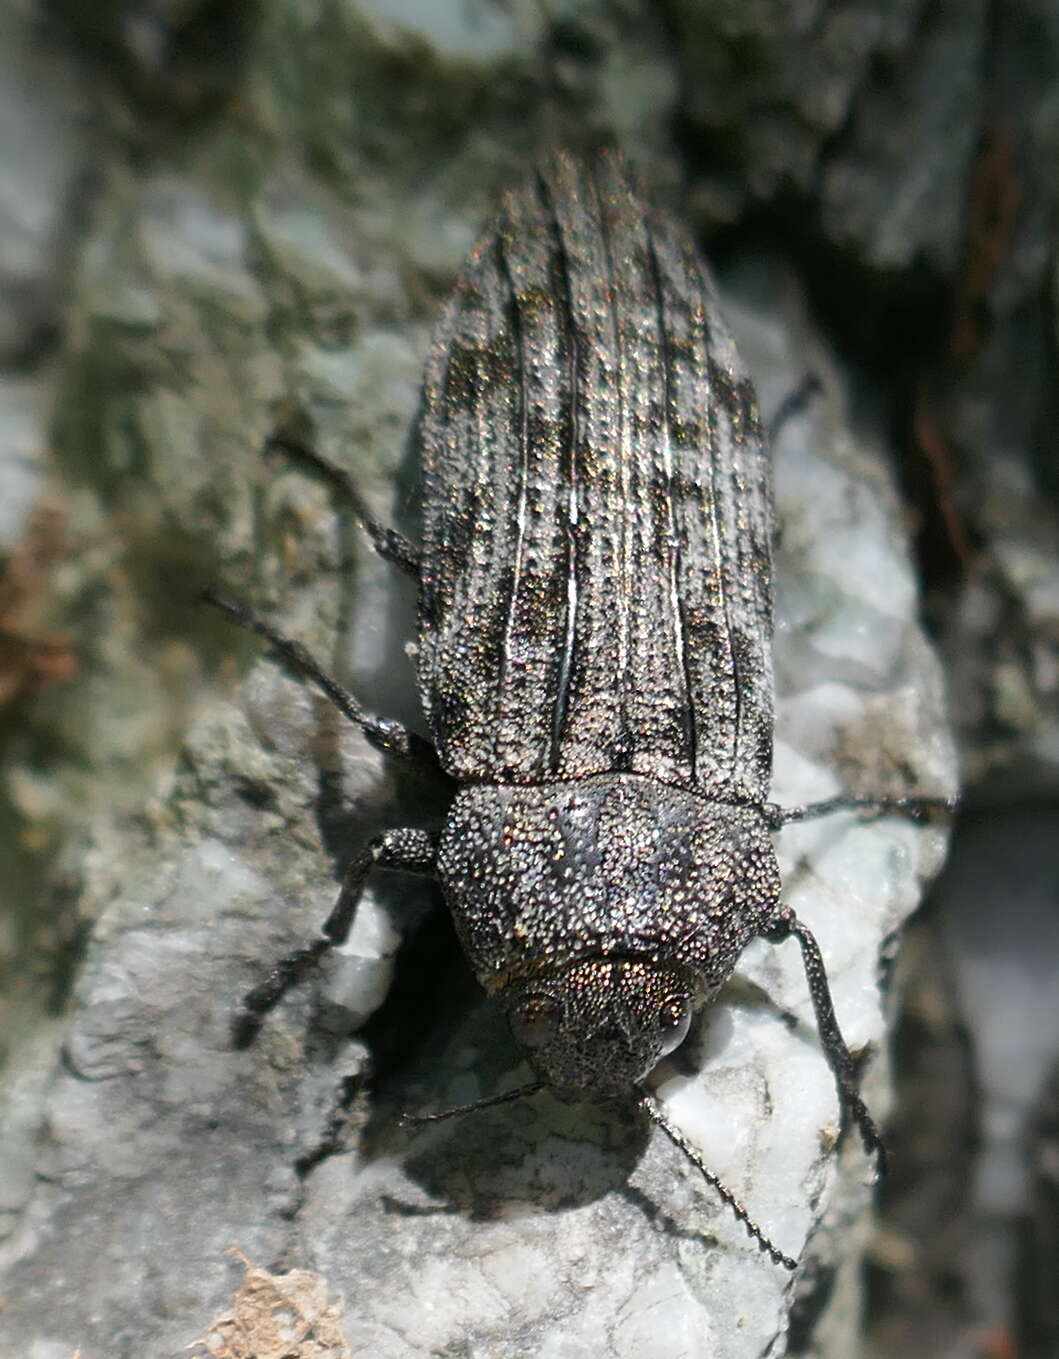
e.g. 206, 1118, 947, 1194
0, 200, 953, 1356
859, 4, 1059, 1354
0, 1, 90, 365
1021, 1055, 1059, 1357
668, 0, 986, 270
5, 0, 1035, 1356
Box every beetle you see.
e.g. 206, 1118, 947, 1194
206, 150, 954, 1268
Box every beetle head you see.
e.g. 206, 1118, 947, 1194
504, 958, 695, 1100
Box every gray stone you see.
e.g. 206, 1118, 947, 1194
0, 375, 52, 552
0, 2, 89, 364
0, 3, 969, 1356
819, 0, 986, 273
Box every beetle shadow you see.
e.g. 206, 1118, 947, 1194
357, 990, 653, 1227
352, 970, 805, 1244
386, 1098, 651, 1229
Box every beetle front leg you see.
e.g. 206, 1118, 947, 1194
233, 827, 438, 1047
763, 906, 886, 1175
202, 589, 443, 777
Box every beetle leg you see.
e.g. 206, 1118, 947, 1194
765, 792, 959, 829
762, 906, 886, 1176
202, 589, 442, 775
766, 372, 822, 445
233, 827, 438, 1047
266, 431, 421, 577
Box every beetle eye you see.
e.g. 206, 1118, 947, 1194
510, 995, 563, 1049
656, 1001, 691, 1057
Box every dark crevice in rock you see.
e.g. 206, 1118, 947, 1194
786, 1254, 839, 1355
358, 901, 478, 1115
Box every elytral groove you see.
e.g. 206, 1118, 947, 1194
590, 160, 633, 770
695, 252, 741, 784
536, 168, 580, 773
496, 226, 532, 770
647, 220, 697, 782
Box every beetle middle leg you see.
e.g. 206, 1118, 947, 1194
762, 906, 886, 1175
201, 589, 442, 776
767, 792, 959, 828
767, 372, 823, 445
205, 424, 444, 1041
233, 827, 439, 1047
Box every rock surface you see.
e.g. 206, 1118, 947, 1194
0, 210, 954, 1354
0, 1, 1019, 1356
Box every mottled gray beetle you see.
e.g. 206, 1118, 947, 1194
207, 150, 953, 1269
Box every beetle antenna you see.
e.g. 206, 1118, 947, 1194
401, 1080, 545, 1127
637, 1091, 798, 1271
